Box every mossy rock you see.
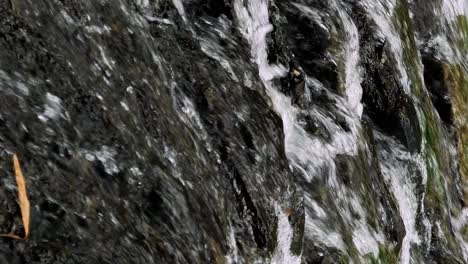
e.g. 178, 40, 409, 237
365, 244, 399, 264
442, 64, 468, 204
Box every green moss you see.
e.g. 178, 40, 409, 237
210, 239, 227, 264
390, 0, 448, 211
365, 244, 399, 264
462, 224, 468, 241
322, 253, 350, 264
422, 95, 448, 212
425, 154, 444, 210
441, 220, 461, 255
456, 15, 468, 52
389, 8, 463, 256
390, 1, 468, 259
458, 15, 468, 35
443, 64, 468, 203
362, 190, 379, 230
392, 0, 425, 96
327, 18, 346, 96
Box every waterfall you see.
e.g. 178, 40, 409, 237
233, 0, 385, 261
233, 1, 302, 262
332, 2, 364, 118
376, 132, 421, 264
0, 0, 466, 262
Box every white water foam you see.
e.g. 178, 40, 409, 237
233, 1, 302, 262
376, 132, 423, 264
451, 208, 468, 261
359, 0, 412, 94
226, 222, 241, 264
171, 0, 187, 22
271, 205, 302, 264
233, 0, 384, 260
332, 2, 364, 117
442, 0, 468, 21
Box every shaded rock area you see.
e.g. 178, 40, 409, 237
0, 1, 299, 263
422, 56, 454, 125
352, 4, 422, 153
272, 0, 339, 92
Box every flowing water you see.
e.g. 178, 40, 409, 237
0, 0, 466, 263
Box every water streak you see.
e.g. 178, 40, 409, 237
234, 0, 382, 259
376, 132, 421, 264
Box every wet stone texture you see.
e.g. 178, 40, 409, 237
0, 1, 297, 263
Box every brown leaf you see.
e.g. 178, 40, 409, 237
285, 207, 293, 217
0, 154, 30, 240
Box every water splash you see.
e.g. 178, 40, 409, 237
442, 0, 468, 21
359, 0, 412, 94
233, 0, 382, 259
332, 2, 364, 117
271, 205, 301, 264
376, 132, 422, 264
171, 0, 187, 22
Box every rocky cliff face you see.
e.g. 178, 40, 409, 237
0, 0, 466, 263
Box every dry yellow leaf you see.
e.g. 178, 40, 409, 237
0, 154, 30, 240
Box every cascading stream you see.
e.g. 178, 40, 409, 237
332, 2, 364, 118
233, 0, 385, 260
0, 0, 467, 263
359, 0, 412, 93
376, 132, 421, 264
232, 1, 301, 262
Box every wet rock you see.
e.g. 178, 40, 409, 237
297, 113, 332, 141
422, 55, 454, 125
267, 1, 289, 65
281, 60, 306, 105
274, 1, 339, 91
288, 193, 305, 256
309, 87, 338, 110
353, 8, 422, 153
430, 224, 465, 264
0, 0, 466, 263
336, 115, 351, 132
185, 0, 232, 19
289, 61, 306, 101
422, 59, 468, 208
409, 0, 443, 40
362, 125, 406, 249
0, 1, 300, 262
